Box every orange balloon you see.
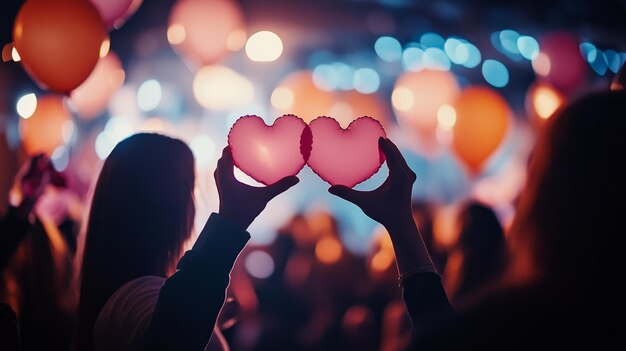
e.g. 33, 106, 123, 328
272, 70, 336, 122
13, 0, 107, 93
452, 87, 511, 173
20, 95, 73, 155
70, 52, 125, 119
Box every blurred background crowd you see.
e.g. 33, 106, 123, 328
1, 0, 625, 350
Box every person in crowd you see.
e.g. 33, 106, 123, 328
442, 201, 507, 305
395, 90, 624, 349
419, 89, 626, 349
0, 154, 67, 351
75, 133, 298, 351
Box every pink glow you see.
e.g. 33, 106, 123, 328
228, 115, 308, 185
307, 116, 386, 188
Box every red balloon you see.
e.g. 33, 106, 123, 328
537, 32, 587, 94
307, 116, 386, 187
13, 0, 107, 93
228, 115, 309, 185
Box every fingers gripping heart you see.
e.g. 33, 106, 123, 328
227, 115, 386, 187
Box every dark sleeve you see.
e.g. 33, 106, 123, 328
0, 303, 21, 351
0, 206, 32, 272
402, 272, 453, 335
142, 213, 250, 351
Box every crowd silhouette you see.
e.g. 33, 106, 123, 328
1, 84, 625, 351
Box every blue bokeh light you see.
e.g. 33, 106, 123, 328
374, 36, 402, 62
482, 59, 509, 87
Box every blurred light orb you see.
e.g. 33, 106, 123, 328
193, 65, 254, 110
392, 70, 460, 137
589, 50, 608, 76
444, 38, 470, 65
20, 95, 72, 155
270, 86, 294, 110
420, 32, 445, 49
16, 93, 37, 119
100, 39, 110, 58
391, 87, 413, 111
482, 59, 509, 88
461, 42, 481, 68
499, 29, 520, 55
402, 47, 425, 71
245, 251, 275, 279
579, 42, 597, 62
313, 64, 339, 91
526, 82, 564, 122
452, 87, 511, 174
105, 116, 135, 141
51, 146, 69, 171
532, 52, 551, 77
167, 24, 186, 45
604, 50, 621, 74
436, 105, 456, 130
537, 32, 586, 93
517, 35, 539, 60
245, 31, 283, 62
332, 62, 355, 90
315, 237, 343, 264
70, 52, 125, 119
374, 36, 402, 62
137, 79, 162, 112
10, 47, 21, 62
190, 134, 217, 169
423, 48, 451, 71
353, 68, 380, 94
169, 0, 244, 66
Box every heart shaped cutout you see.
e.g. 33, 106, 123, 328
228, 114, 310, 185
307, 116, 386, 187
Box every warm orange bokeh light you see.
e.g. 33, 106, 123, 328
168, 0, 244, 67
20, 95, 72, 155
452, 87, 511, 174
525, 82, 564, 124
315, 236, 343, 264
392, 70, 460, 138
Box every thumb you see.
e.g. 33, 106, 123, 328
328, 185, 364, 205
265, 176, 299, 199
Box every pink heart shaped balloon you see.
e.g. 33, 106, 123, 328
228, 114, 310, 185
307, 116, 386, 187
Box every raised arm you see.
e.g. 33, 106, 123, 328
328, 138, 452, 329
143, 147, 298, 350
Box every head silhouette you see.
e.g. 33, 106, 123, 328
76, 133, 195, 350
509, 90, 626, 285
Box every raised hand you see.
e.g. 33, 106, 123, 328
328, 137, 416, 229
215, 146, 299, 230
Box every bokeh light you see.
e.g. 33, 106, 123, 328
352, 68, 380, 94
245, 250, 275, 279
245, 31, 283, 62
137, 79, 162, 112
482, 59, 509, 88
20, 95, 72, 155
193, 65, 254, 110
16, 93, 37, 119
374, 36, 402, 62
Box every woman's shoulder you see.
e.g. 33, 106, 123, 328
93, 276, 165, 351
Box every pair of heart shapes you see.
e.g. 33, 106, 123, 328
228, 115, 387, 188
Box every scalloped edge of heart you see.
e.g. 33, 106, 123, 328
227, 114, 387, 188
227, 114, 310, 185
306, 116, 387, 187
